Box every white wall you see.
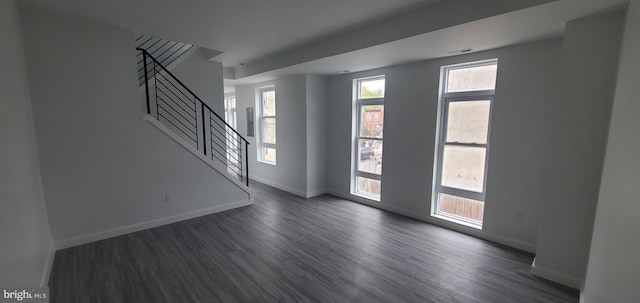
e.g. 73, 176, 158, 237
583, 1, 640, 301
305, 75, 328, 196
235, 75, 309, 195
234, 74, 328, 198
326, 39, 562, 252
0, 0, 53, 286
534, 10, 625, 287
20, 7, 250, 247
171, 48, 225, 116
170, 47, 227, 160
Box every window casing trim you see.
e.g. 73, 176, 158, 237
256, 85, 276, 165
431, 59, 498, 228
351, 75, 385, 201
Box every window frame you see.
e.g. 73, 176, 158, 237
224, 94, 237, 129
351, 75, 385, 201
432, 59, 498, 228
224, 94, 239, 169
257, 85, 276, 165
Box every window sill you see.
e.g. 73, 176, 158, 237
257, 160, 276, 166
351, 191, 380, 202
431, 212, 483, 230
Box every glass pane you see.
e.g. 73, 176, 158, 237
356, 176, 381, 198
438, 193, 484, 223
359, 78, 385, 99
229, 111, 236, 128
441, 146, 486, 192
446, 101, 491, 144
262, 89, 276, 116
262, 118, 276, 144
359, 105, 384, 138
357, 139, 383, 175
261, 147, 276, 163
446, 64, 497, 93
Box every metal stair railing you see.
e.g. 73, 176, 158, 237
137, 48, 250, 186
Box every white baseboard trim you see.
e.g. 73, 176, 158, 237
249, 174, 312, 198
306, 189, 327, 198
55, 199, 253, 250
326, 189, 536, 253
531, 257, 581, 289
143, 115, 252, 199
40, 243, 56, 287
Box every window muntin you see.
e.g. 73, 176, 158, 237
433, 60, 497, 228
352, 76, 385, 201
257, 86, 276, 164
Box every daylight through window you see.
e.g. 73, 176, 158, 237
432, 60, 497, 228
352, 76, 385, 201
257, 86, 276, 164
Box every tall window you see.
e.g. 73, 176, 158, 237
352, 76, 385, 201
257, 86, 276, 164
224, 95, 237, 129
432, 60, 497, 228
224, 95, 238, 168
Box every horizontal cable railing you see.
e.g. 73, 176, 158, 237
137, 48, 250, 186
136, 35, 193, 87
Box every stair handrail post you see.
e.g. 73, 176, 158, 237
142, 50, 151, 115
202, 103, 207, 156
136, 46, 251, 188
245, 141, 249, 186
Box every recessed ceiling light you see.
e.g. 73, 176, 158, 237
446, 48, 473, 54
338, 70, 350, 74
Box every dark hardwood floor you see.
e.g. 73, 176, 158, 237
49, 181, 578, 302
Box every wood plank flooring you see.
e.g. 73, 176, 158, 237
49, 181, 578, 302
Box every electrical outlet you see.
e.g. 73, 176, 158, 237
164, 192, 173, 203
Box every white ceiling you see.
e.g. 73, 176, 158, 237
225, 0, 628, 88
19, 0, 439, 65
19, 0, 628, 91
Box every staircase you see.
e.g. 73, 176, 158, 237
136, 35, 194, 86
136, 47, 250, 186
